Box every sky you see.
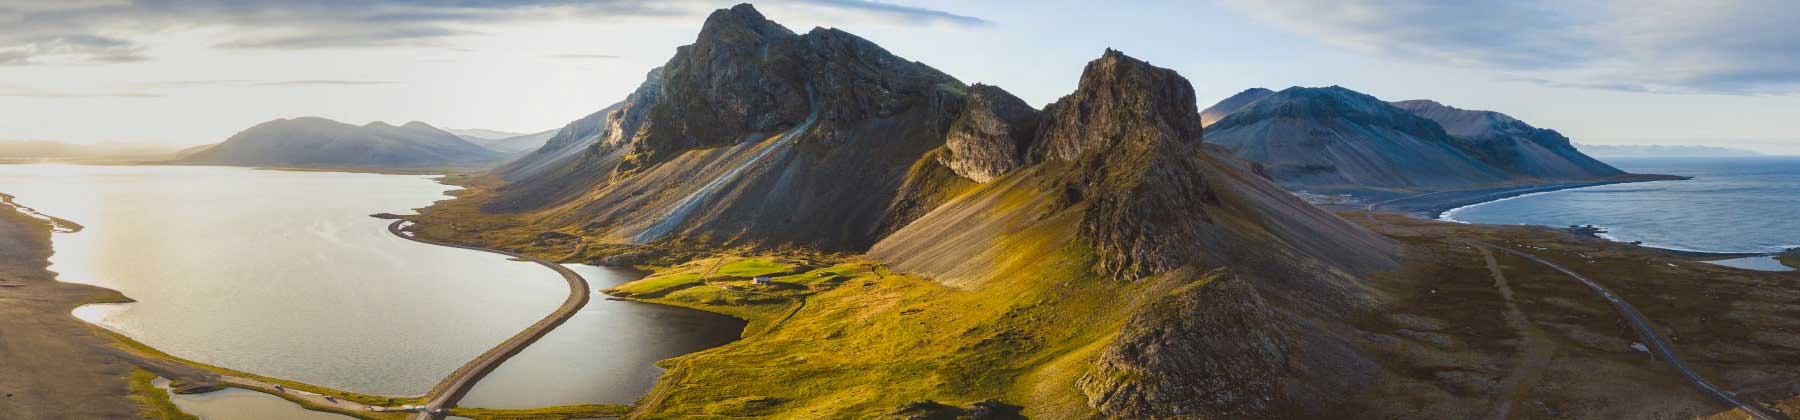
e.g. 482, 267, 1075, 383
2, 0, 1798, 154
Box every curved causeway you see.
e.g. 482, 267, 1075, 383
385, 221, 591, 420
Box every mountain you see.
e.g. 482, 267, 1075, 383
180, 117, 504, 168
446, 128, 527, 141
444, 5, 1401, 415
482, 4, 970, 250
1203, 86, 1512, 189
1200, 87, 1272, 126
1392, 99, 1624, 178
1576, 143, 1764, 157
447, 128, 557, 154
471, 130, 557, 155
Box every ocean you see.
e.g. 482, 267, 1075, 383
1443, 157, 1799, 255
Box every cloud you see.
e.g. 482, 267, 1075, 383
0, 0, 684, 64
0, 84, 162, 98
250, 80, 401, 87
0, 1, 988, 65
788, 0, 988, 27
138, 79, 399, 88
553, 53, 623, 59
1224, 0, 1800, 94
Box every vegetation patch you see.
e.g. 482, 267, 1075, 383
126, 368, 197, 420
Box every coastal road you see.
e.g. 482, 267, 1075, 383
386, 221, 592, 420
1475, 241, 1785, 420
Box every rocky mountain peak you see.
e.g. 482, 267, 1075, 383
695, 4, 793, 50
1033, 49, 1202, 163
940, 83, 1040, 183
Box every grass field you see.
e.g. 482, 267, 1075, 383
126, 368, 198, 420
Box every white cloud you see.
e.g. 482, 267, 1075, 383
0, 1, 987, 65
1224, 0, 1800, 94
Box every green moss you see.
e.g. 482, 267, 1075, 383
715, 257, 800, 277
127, 368, 198, 420
619, 228, 1174, 419
1778, 253, 1799, 270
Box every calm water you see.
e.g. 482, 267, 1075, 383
0, 164, 563, 395
0, 164, 742, 408
460, 264, 745, 408
1444, 157, 1800, 254
155, 378, 351, 420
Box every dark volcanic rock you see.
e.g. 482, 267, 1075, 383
1032, 49, 1203, 164
484, 3, 970, 251
940, 84, 1040, 183
1079, 274, 1375, 419
1034, 50, 1215, 280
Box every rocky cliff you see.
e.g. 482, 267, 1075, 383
938, 84, 1040, 183
181, 117, 502, 168
1078, 274, 1375, 418
479, 4, 968, 250
869, 51, 1395, 418
1392, 99, 1624, 179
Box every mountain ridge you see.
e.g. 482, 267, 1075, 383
179, 117, 503, 168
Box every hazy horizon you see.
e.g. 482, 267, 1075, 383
4, 0, 1799, 155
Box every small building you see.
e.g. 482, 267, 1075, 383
752, 276, 772, 285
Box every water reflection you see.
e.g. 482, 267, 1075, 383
458, 264, 746, 408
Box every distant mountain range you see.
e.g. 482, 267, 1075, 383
179, 117, 504, 168
448, 128, 558, 155
1200, 86, 1626, 190
1575, 143, 1764, 157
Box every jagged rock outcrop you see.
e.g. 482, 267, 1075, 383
1032, 49, 1203, 164
480, 4, 969, 250
1078, 274, 1375, 419
1031, 50, 1214, 279
874, 52, 1398, 284
181, 117, 502, 168
1200, 87, 1272, 126
939, 84, 1039, 183
1203, 86, 1511, 189
1392, 99, 1624, 179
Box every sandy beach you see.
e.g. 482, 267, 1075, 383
0, 194, 219, 419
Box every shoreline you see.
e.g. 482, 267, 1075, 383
1364, 174, 1688, 220
1352, 174, 1794, 259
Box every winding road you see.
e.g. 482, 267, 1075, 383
386, 221, 592, 420
1474, 241, 1785, 420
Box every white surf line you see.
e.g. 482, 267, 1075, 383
632, 84, 819, 244
1437, 185, 1604, 223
